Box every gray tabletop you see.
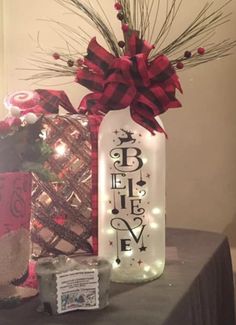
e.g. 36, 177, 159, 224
0, 228, 235, 325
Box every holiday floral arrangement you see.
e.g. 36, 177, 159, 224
1, 0, 235, 294
25, 0, 236, 135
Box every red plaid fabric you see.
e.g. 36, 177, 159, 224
34, 89, 78, 114
125, 31, 153, 57
88, 114, 103, 255
76, 33, 182, 135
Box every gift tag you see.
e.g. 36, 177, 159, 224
56, 269, 99, 313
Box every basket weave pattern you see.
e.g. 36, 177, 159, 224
31, 115, 93, 258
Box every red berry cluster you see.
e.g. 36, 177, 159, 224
114, 2, 129, 48
114, 1, 124, 22
52, 52, 85, 69
176, 47, 206, 70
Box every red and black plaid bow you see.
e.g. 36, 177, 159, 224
77, 32, 182, 135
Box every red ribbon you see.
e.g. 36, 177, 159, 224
76, 33, 182, 135
6, 34, 182, 136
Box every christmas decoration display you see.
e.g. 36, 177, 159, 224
0, 110, 53, 304
23, 0, 235, 283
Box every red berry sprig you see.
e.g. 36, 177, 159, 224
115, 1, 125, 24
184, 51, 192, 58
176, 47, 205, 70
52, 52, 60, 60
118, 40, 125, 48
67, 59, 74, 67
176, 61, 184, 69
114, 2, 123, 11
197, 47, 205, 55
117, 12, 124, 21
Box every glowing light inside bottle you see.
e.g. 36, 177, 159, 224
112, 261, 120, 269
150, 222, 159, 229
107, 229, 115, 235
144, 265, 151, 272
81, 120, 88, 127
156, 260, 164, 268
142, 157, 148, 164
98, 108, 165, 283
152, 207, 161, 215
55, 143, 66, 156
124, 250, 133, 257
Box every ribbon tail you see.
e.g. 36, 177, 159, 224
78, 92, 106, 115
85, 37, 115, 74
130, 104, 168, 138
35, 89, 78, 114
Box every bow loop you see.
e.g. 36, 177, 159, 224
125, 32, 153, 57
77, 32, 182, 135
85, 37, 115, 74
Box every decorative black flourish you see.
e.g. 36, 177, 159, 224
116, 258, 121, 265
117, 129, 136, 146
139, 237, 147, 252
111, 191, 119, 215
137, 170, 146, 187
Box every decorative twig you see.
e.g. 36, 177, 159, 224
24, 0, 235, 81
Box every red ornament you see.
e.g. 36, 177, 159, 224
52, 52, 60, 60
118, 40, 125, 48
117, 12, 124, 21
114, 2, 123, 10
176, 61, 184, 69
198, 47, 205, 55
122, 23, 129, 32
184, 51, 192, 58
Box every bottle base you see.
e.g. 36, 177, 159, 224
111, 266, 164, 284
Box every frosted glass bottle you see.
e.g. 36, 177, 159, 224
98, 108, 165, 283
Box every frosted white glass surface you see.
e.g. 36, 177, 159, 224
98, 108, 165, 283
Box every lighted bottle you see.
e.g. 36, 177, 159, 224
98, 108, 165, 283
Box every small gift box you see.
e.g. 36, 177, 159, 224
36, 255, 111, 315
31, 114, 101, 258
